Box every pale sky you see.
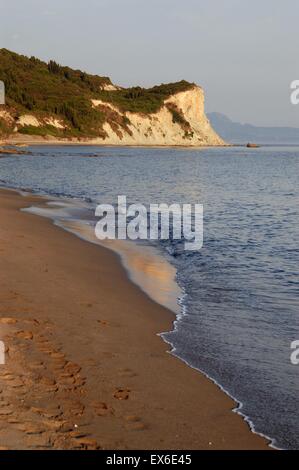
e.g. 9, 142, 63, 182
0, 0, 298, 127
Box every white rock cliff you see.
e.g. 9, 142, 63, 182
1, 85, 226, 147
91, 85, 226, 146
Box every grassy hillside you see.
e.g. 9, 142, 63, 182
0, 49, 194, 138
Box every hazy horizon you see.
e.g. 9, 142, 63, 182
0, 0, 298, 127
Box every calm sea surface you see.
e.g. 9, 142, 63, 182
0, 145, 298, 449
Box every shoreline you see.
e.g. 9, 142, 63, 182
20, 192, 278, 449
6, 188, 279, 448
1, 135, 231, 149
0, 187, 270, 450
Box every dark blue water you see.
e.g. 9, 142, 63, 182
1, 145, 298, 449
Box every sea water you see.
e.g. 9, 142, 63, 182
0, 144, 298, 449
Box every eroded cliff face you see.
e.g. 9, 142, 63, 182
91, 85, 226, 146
1, 85, 226, 146
0, 51, 225, 146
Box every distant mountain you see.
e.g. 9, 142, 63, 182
207, 112, 299, 144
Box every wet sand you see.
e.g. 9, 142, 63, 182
0, 188, 269, 450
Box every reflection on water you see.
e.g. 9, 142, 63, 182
61, 221, 181, 313
23, 198, 181, 314
61, 219, 182, 314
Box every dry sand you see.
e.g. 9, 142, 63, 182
0, 188, 269, 450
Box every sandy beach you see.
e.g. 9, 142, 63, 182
1, 134, 229, 148
0, 188, 269, 450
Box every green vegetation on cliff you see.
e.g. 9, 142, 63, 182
0, 49, 110, 137
98, 81, 194, 114
0, 49, 194, 138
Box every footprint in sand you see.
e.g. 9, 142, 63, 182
49, 351, 65, 360
6, 378, 24, 389
0, 400, 11, 407
37, 342, 55, 353
57, 372, 76, 385
101, 351, 116, 359
92, 401, 114, 417
30, 406, 62, 419
72, 437, 99, 450
51, 362, 67, 373
16, 422, 48, 435
125, 422, 147, 431
0, 408, 14, 416
23, 319, 40, 326
0, 373, 15, 381
123, 415, 147, 431
97, 320, 109, 327
38, 376, 56, 387
113, 389, 131, 400
35, 336, 49, 345
64, 362, 81, 375
29, 361, 45, 371
124, 415, 140, 422
69, 430, 90, 439
61, 399, 85, 416
80, 302, 93, 309
42, 384, 59, 394
15, 331, 33, 340
118, 368, 137, 379
24, 433, 52, 449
